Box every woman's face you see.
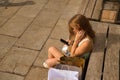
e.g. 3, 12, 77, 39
70, 22, 80, 34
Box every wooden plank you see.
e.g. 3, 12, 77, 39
100, 2, 120, 23
103, 24, 120, 80
44, 0, 68, 11
25, 67, 48, 80
50, 18, 69, 40
103, 1, 120, 11
15, 0, 69, 50
85, 21, 108, 80
92, 0, 103, 20
50, 0, 83, 39
0, 0, 14, 15
32, 7, 65, 28
0, 0, 27, 27
60, 0, 83, 20
0, 0, 48, 37
0, 35, 17, 61
78, 0, 89, 15
0, 72, 24, 80
15, 25, 51, 50
84, 0, 96, 18
101, 10, 118, 23
0, 47, 39, 75
34, 39, 63, 67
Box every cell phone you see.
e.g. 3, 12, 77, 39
60, 39, 69, 46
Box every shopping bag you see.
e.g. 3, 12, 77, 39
60, 56, 85, 69
48, 64, 82, 80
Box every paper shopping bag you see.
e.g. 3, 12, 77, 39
48, 64, 82, 80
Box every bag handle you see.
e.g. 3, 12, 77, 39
55, 64, 70, 70
61, 65, 70, 70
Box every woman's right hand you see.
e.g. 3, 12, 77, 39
74, 30, 85, 42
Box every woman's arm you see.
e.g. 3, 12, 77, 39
70, 39, 79, 56
70, 31, 84, 56
70, 40, 92, 57
70, 31, 93, 57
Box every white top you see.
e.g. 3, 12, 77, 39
78, 37, 90, 46
62, 37, 90, 56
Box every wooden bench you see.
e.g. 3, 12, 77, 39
0, 0, 9, 9
78, 0, 103, 20
52, 21, 120, 80
83, 21, 120, 80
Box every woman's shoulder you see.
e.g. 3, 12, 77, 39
78, 36, 93, 46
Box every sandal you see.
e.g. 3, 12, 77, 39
43, 62, 50, 68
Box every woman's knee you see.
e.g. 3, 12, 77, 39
48, 46, 56, 53
46, 58, 58, 67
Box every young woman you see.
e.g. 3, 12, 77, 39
43, 14, 95, 68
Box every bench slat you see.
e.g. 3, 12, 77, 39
92, 0, 103, 20
103, 24, 120, 80
85, 21, 108, 80
78, 0, 89, 15
84, 0, 96, 18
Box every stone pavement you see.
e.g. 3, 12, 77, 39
0, 0, 83, 80
0, 0, 120, 80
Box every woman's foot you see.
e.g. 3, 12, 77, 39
43, 62, 49, 68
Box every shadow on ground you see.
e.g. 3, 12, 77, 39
0, 0, 35, 8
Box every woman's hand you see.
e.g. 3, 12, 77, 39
74, 30, 85, 42
70, 30, 85, 56
67, 40, 74, 45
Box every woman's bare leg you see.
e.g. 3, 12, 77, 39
45, 58, 59, 67
48, 46, 64, 60
43, 46, 64, 68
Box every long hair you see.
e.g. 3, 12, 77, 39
68, 14, 95, 41
67, 14, 95, 52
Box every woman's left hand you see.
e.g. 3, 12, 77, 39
67, 40, 74, 45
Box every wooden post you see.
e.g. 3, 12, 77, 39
101, 1, 120, 23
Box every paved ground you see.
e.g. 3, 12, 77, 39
0, 0, 119, 80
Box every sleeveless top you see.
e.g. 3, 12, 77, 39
62, 37, 91, 59
78, 37, 91, 59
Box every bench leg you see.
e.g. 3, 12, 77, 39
4, 0, 9, 9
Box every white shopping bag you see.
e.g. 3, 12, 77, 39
48, 64, 82, 80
